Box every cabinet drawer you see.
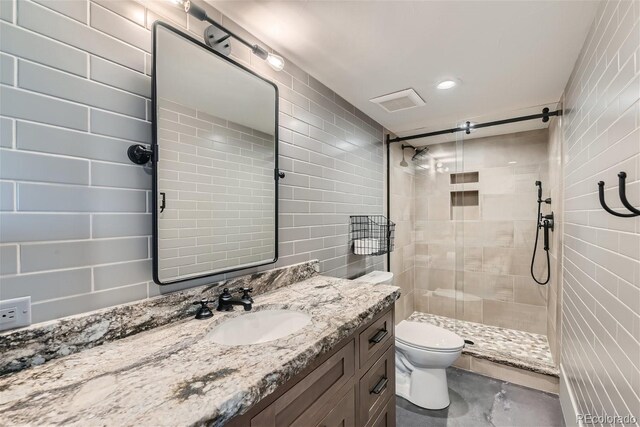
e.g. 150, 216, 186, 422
358, 345, 395, 426
251, 339, 355, 427
359, 309, 393, 369
316, 386, 356, 427
366, 396, 396, 427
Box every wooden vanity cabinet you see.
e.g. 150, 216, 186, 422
228, 306, 395, 427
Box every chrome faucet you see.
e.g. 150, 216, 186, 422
217, 287, 253, 311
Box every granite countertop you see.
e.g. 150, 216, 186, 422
0, 275, 400, 426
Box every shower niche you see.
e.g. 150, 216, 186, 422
449, 171, 479, 220
450, 172, 479, 184
450, 190, 479, 206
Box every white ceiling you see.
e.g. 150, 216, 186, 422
212, 1, 599, 140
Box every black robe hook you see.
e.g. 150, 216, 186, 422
617, 172, 640, 215
598, 172, 639, 218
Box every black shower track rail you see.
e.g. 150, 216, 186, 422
387, 108, 561, 143
385, 107, 562, 272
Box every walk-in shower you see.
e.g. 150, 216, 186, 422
387, 105, 564, 381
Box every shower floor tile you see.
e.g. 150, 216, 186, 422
406, 312, 558, 377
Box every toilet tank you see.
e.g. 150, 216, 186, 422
354, 270, 394, 285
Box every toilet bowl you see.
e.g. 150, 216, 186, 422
353, 272, 463, 410
395, 320, 464, 410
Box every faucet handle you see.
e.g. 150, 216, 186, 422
238, 287, 253, 301
192, 299, 213, 320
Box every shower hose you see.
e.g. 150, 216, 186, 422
530, 201, 551, 285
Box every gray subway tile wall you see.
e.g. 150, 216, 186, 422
156, 99, 276, 282
0, 0, 384, 323
0, 21, 89, 77
560, 0, 639, 422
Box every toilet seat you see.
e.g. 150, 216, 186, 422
396, 321, 464, 352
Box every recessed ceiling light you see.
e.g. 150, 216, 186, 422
508, 161, 517, 164
437, 80, 457, 90
436, 161, 443, 168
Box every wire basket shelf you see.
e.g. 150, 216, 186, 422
349, 215, 395, 256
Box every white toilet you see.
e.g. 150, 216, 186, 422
395, 320, 464, 410
354, 270, 395, 286
354, 271, 465, 410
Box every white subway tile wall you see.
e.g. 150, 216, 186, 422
561, 0, 639, 422
0, 0, 384, 323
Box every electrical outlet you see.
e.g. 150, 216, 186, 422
0, 296, 31, 331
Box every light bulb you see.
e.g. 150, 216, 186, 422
436, 161, 443, 168
266, 53, 285, 71
437, 80, 457, 90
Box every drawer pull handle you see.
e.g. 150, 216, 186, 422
370, 377, 388, 395
369, 329, 388, 344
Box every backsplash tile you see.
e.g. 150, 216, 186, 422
0, 0, 384, 324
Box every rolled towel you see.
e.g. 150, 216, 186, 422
354, 238, 380, 255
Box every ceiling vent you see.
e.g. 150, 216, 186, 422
369, 88, 425, 113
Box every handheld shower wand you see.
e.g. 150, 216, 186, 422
531, 181, 553, 285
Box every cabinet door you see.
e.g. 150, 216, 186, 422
251, 340, 355, 427
316, 387, 356, 427
358, 345, 395, 426
366, 396, 396, 427
359, 309, 393, 369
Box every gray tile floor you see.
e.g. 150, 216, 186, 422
396, 367, 564, 427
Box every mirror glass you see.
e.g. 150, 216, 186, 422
153, 23, 278, 285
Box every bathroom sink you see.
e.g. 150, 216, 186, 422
208, 309, 311, 345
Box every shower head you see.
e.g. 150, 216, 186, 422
399, 144, 413, 167
400, 149, 408, 167
411, 147, 429, 161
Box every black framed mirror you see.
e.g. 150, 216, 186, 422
152, 22, 279, 285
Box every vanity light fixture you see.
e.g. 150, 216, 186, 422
178, 0, 285, 71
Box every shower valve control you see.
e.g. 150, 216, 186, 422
540, 212, 555, 231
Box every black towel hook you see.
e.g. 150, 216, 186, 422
598, 171, 640, 217
617, 172, 640, 215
